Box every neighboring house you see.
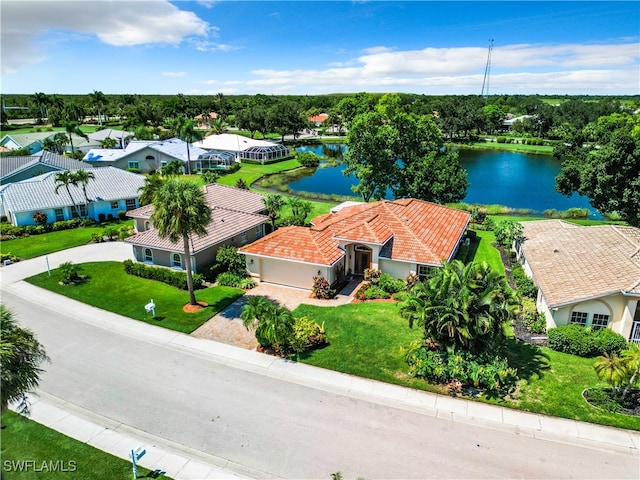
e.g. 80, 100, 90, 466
0, 132, 57, 154
239, 199, 471, 290
0, 166, 145, 226
1, 151, 93, 185
83, 138, 207, 174
516, 220, 640, 342
503, 114, 535, 129
125, 184, 269, 272
193, 133, 290, 164
0, 131, 90, 154
308, 113, 329, 127
195, 112, 218, 129
75, 128, 133, 151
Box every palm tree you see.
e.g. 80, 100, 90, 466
0, 305, 49, 416
621, 343, 640, 399
88, 90, 108, 126
240, 296, 294, 351
400, 260, 517, 354
263, 193, 285, 231
72, 169, 95, 216
177, 118, 203, 175
53, 170, 79, 218
100, 137, 117, 149
138, 173, 166, 206
207, 117, 228, 135
594, 353, 628, 396
31, 92, 50, 123
63, 121, 88, 154
150, 179, 211, 305
53, 132, 68, 153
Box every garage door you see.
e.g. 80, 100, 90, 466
261, 258, 318, 290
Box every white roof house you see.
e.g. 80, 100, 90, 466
194, 133, 277, 152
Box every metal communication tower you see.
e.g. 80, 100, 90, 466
481, 39, 494, 100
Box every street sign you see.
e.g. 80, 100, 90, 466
130, 446, 146, 479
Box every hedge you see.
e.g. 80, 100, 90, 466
547, 324, 628, 357
123, 259, 203, 290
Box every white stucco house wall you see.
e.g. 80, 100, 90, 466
516, 220, 640, 342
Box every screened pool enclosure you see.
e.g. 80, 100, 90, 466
240, 144, 290, 164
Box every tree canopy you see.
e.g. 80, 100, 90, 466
554, 113, 640, 226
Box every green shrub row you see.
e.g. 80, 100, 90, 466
215, 272, 256, 289
547, 324, 628, 357
543, 207, 590, 219
511, 263, 538, 299
405, 345, 518, 396
1, 218, 96, 238
521, 298, 547, 334
123, 259, 203, 290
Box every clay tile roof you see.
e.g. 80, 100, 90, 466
520, 220, 640, 307
240, 198, 470, 267
125, 207, 268, 254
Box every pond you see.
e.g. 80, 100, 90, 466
291, 144, 596, 216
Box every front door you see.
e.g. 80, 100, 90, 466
354, 249, 371, 275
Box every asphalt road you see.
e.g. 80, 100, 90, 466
3, 289, 638, 479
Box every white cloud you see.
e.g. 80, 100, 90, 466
1, 0, 210, 74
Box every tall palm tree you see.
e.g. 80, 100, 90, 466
63, 121, 88, 154
0, 305, 49, 416
177, 117, 203, 175
53, 132, 68, 154
72, 169, 95, 216
150, 179, 211, 305
53, 170, 79, 218
31, 92, 50, 123
138, 173, 166, 206
88, 90, 108, 126
263, 193, 285, 231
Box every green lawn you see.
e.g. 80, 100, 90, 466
1, 221, 132, 260
468, 229, 504, 275
25, 261, 244, 333
292, 302, 640, 431
452, 141, 554, 155
0, 411, 161, 480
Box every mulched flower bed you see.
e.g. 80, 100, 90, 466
583, 388, 640, 417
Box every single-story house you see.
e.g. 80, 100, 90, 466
83, 138, 207, 174
0, 132, 58, 154
0, 166, 145, 226
1, 151, 93, 185
239, 199, 471, 290
193, 133, 290, 164
516, 220, 640, 342
125, 184, 270, 272
74, 128, 133, 151
308, 113, 329, 127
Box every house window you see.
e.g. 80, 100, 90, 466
144, 221, 151, 231
161, 160, 167, 168
570, 311, 588, 326
256, 224, 265, 238
125, 199, 136, 211
70, 205, 87, 218
111, 201, 119, 209
144, 248, 153, 263
417, 265, 433, 282
172, 253, 182, 268
128, 161, 139, 170
591, 314, 610, 330
54, 208, 64, 222
241, 232, 248, 244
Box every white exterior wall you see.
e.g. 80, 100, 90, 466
378, 258, 413, 280
244, 254, 333, 290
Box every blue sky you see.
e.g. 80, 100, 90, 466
2, 1, 639, 95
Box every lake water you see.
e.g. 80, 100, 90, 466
292, 144, 596, 216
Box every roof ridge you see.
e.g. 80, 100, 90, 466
383, 201, 438, 259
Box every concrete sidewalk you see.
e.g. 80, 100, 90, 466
3, 244, 639, 479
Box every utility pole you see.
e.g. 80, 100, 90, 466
481, 39, 494, 101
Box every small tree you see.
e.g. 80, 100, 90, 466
32, 211, 48, 227
241, 296, 294, 352
161, 160, 184, 176
58, 261, 82, 284
235, 179, 249, 190
216, 245, 246, 276
493, 220, 523, 248
263, 193, 285, 231
201, 170, 219, 185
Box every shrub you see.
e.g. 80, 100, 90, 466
59, 261, 82, 284
521, 298, 546, 334
288, 316, 327, 353
493, 220, 523, 247
32, 211, 48, 226
122, 260, 203, 290
405, 344, 518, 396
91, 233, 103, 243
103, 227, 119, 241
405, 273, 420, 290
238, 277, 257, 289
547, 324, 627, 357
496, 136, 507, 143
311, 276, 334, 299
118, 225, 133, 240
216, 272, 244, 287
0, 252, 18, 263
126, 168, 141, 174
98, 213, 106, 223
201, 169, 219, 184
297, 151, 321, 168
511, 263, 538, 299
235, 178, 249, 190
355, 282, 371, 301
363, 268, 382, 284
0, 215, 7, 223
364, 285, 390, 300
117, 210, 127, 220
216, 245, 246, 276
378, 273, 405, 294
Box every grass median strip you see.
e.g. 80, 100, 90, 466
25, 261, 244, 333
0, 411, 165, 480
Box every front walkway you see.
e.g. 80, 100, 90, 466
191, 279, 362, 348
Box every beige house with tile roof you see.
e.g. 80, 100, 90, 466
239, 199, 471, 290
517, 220, 640, 342
125, 184, 269, 272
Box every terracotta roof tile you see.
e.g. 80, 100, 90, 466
520, 220, 640, 307
240, 199, 470, 266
